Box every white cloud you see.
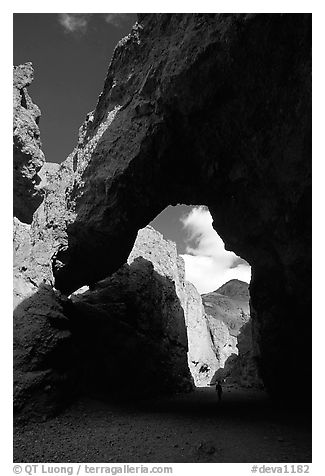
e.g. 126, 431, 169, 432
103, 14, 133, 28
58, 13, 134, 35
58, 14, 90, 34
180, 206, 251, 294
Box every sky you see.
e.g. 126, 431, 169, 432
13, 13, 137, 163
151, 206, 251, 294
13, 13, 251, 294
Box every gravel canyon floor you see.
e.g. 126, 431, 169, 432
14, 386, 311, 463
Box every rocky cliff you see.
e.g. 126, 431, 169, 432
13, 63, 45, 223
202, 280, 262, 388
204, 278, 249, 328
184, 281, 220, 386
13, 13, 311, 407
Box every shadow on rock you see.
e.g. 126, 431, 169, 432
13, 284, 81, 422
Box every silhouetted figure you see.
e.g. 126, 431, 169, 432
215, 380, 223, 403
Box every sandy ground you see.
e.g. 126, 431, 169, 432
13, 385, 311, 463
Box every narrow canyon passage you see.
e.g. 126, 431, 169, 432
14, 386, 311, 463
13, 13, 312, 465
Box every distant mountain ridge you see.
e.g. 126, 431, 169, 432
215, 279, 250, 300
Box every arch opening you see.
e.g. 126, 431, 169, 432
146, 204, 258, 390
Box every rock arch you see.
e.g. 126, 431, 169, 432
30, 14, 311, 403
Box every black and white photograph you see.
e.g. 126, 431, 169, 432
10, 3, 315, 473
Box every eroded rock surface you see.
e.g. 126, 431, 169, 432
13, 63, 45, 223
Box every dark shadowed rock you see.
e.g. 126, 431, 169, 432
69, 256, 193, 397
211, 321, 263, 388
13, 285, 80, 421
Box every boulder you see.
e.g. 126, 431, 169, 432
13, 285, 80, 421
69, 255, 194, 397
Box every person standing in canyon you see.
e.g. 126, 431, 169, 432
215, 380, 223, 403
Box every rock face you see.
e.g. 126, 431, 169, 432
69, 226, 194, 397
13, 13, 311, 407
13, 63, 45, 223
128, 226, 220, 387
203, 280, 262, 388
13, 285, 80, 421
202, 279, 250, 354
47, 14, 310, 404
226, 320, 262, 388
184, 281, 220, 386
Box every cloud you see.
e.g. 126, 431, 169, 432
58, 14, 91, 34
103, 14, 134, 28
229, 256, 248, 269
180, 206, 251, 294
58, 13, 134, 35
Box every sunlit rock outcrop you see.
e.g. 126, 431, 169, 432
184, 281, 219, 386
13, 63, 45, 223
